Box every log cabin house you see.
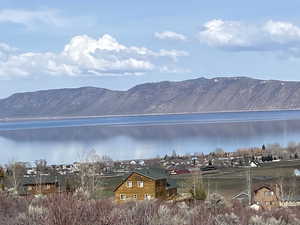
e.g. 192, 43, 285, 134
252, 185, 280, 209
233, 184, 300, 209
113, 168, 177, 203
19, 174, 75, 196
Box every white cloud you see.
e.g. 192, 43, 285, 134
0, 34, 188, 78
155, 31, 187, 41
0, 43, 18, 61
199, 20, 255, 48
156, 49, 189, 61
160, 66, 191, 74
263, 20, 300, 42
198, 19, 300, 57
0, 9, 70, 28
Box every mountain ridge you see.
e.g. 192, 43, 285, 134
1, 76, 300, 119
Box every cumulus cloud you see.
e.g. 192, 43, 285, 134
0, 9, 69, 28
0, 43, 18, 61
159, 66, 191, 74
156, 49, 189, 61
199, 20, 257, 49
155, 31, 187, 41
198, 19, 300, 57
0, 34, 188, 78
264, 20, 300, 42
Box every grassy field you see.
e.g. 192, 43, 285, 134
93, 175, 123, 199
96, 160, 300, 201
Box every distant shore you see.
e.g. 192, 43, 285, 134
1, 108, 300, 123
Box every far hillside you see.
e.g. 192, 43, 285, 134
1, 77, 300, 119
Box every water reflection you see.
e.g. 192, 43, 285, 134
0, 120, 299, 164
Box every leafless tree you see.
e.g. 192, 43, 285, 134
33, 159, 48, 195
5, 160, 26, 194
1, 193, 300, 225
77, 149, 107, 195
76, 150, 90, 191
35, 159, 47, 173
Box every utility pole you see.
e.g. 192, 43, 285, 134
207, 177, 210, 201
55, 175, 60, 193
193, 174, 196, 198
247, 167, 252, 205
39, 173, 42, 194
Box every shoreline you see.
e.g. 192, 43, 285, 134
1, 108, 300, 123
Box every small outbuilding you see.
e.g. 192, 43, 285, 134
252, 185, 280, 209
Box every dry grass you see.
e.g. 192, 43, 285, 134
0, 193, 300, 225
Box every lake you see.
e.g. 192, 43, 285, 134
0, 110, 300, 164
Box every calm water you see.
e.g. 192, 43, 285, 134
0, 110, 300, 164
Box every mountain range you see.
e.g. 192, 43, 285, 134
1, 76, 300, 119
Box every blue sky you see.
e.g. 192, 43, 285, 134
1, 1, 300, 98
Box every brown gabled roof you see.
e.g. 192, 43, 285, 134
253, 184, 274, 193
252, 184, 280, 203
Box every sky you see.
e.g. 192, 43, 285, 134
1, 0, 300, 98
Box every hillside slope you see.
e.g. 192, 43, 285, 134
1, 77, 300, 118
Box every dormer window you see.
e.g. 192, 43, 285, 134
144, 194, 151, 200
127, 181, 133, 188
264, 191, 274, 196
120, 194, 126, 200
137, 181, 144, 188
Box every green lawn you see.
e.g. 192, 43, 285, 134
95, 160, 300, 201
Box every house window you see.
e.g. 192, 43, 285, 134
120, 194, 126, 200
137, 181, 144, 188
28, 186, 32, 191
144, 194, 151, 200
264, 191, 274, 196
127, 181, 133, 188
265, 201, 274, 206
133, 194, 137, 199
46, 184, 51, 190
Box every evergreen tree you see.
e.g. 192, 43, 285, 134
191, 181, 207, 200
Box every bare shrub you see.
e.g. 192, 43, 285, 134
0, 193, 300, 225
207, 193, 226, 213
215, 213, 240, 225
